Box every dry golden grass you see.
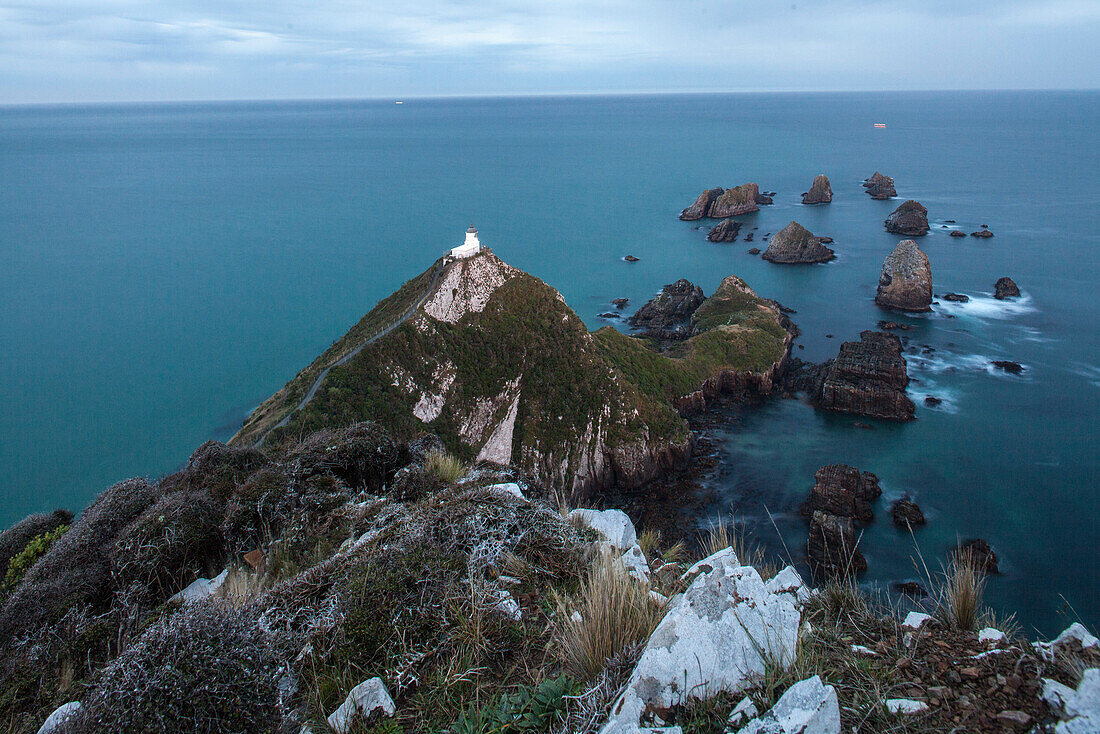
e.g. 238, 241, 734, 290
424, 448, 469, 483
637, 528, 660, 559
935, 549, 988, 630
553, 551, 666, 681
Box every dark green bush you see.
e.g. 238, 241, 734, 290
0, 509, 72, 578
161, 440, 270, 503
2, 524, 68, 593
285, 422, 408, 491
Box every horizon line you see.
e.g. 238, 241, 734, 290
3, 86, 1099, 109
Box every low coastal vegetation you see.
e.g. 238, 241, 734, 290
0, 423, 1096, 732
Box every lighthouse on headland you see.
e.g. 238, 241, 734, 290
450, 225, 482, 259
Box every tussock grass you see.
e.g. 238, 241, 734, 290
553, 551, 666, 681
425, 448, 469, 483
934, 548, 987, 631
637, 528, 660, 558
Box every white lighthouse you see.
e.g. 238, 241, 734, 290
450, 224, 482, 259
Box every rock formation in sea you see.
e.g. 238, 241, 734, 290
801, 174, 833, 204
680, 187, 724, 220
710, 183, 766, 218
949, 230, 967, 238
628, 279, 706, 332
800, 465, 882, 523
993, 360, 1024, 374
816, 331, 915, 421
747, 247, 760, 255
875, 239, 933, 312
707, 218, 742, 242
971, 229, 994, 238
995, 277, 1021, 299
891, 498, 926, 527
808, 510, 867, 578
941, 292, 969, 302
862, 171, 897, 199
955, 539, 999, 574
761, 221, 836, 264
884, 200, 930, 236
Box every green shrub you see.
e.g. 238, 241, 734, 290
450, 675, 577, 734
2, 524, 68, 592
0, 509, 72, 577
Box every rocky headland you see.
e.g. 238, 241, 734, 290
680, 183, 771, 220
761, 221, 836, 264
885, 200, 930, 236
801, 174, 833, 204
863, 171, 897, 199
627, 278, 705, 334
876, 239, 933, 312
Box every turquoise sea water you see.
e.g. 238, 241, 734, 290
1, 92, 1097, 636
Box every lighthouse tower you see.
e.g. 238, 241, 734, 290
450, 225, 482, 259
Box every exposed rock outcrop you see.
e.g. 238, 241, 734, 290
736, 675, 840, 734
971, 229, 994, 238
711, 183, 766, 218
707, 218, 742, 242
808, 511, 866, 579
994, 277, 1020, 299
891, 498, 926, 527
801, 465, 882, 523
941, 293, 969, 302
875, 239, 933, 312
762, 221, 836, 264
628, 279, 705, 332
884, 200, 930, 236
801, 174, 833, 205
949, 230, 967, 238
680, 187, 724, 220
817, 331, 915, 421
863, 172, 896, 199
602, 549, 808, 733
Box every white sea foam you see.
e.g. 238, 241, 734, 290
906, 350, 1028, 380
934, 293, 1036, 321
1069, 362, 1100, 388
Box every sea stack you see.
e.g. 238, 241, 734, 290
709, 183, 766, 218
706, 218, 742, 242
817, 331, 916, 421
680, 187, 724, 220
761, 221, 836, 264
628, 279, 705, 331
801, 174, 833, 205
994, 277, 1020, 299
863, 172, 897, 199
884, 200, 930, 236
876, 239, 933, 312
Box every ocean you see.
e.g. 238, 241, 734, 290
1, 92, 1097, 636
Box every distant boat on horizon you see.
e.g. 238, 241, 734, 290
395, 100, 404, 105
874, 122, 887, 128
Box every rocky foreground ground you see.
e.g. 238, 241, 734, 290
2, 422, 1098, 734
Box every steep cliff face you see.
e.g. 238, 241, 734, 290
817, 330, 915, 421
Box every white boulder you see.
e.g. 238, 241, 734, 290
484, 482, 524, 499
1044, 678, 1077, 718
490, 589, 522, 621
884, 698, 929, 714
902, 612, 932, 630
570, 509, 638, 551
169, 568, 229, 604
978, 627, 1005, 644
618, 544, 651, 584
736, 675, 840, 734
728, 697, 760, 728
601, 549, 807, 734
1039, 623, 1100, 661
37, 702, 81, 734
1056, 668, 1100, 733
327, 678, 396, 734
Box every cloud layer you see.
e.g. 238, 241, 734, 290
2, 0, 1098, 102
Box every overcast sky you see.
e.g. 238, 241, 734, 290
2, 0, 1098, 103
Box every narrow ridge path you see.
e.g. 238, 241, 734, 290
255, 260, 446, 447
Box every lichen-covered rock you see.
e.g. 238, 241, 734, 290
680, 187, 724, 220
762, 222, 836, 264
569, 508, 638, 551
601, 549, 807, 733
328, 678, 396, 734
735, 675, 841, 734
629, 279, 706, 331
1052, 668, 1100, 733
801, 465, 881, 523
36, 702, 80, 734
884, 200, 930, 236
707, 218, 742, 242
710, 183, 765, 218
863, 171, 897, 199
801, 174, 833, 205
876, 239, 933, 312
817, 331, 915, 421
994, 277, 1021, 300
808, 511, 866, 579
